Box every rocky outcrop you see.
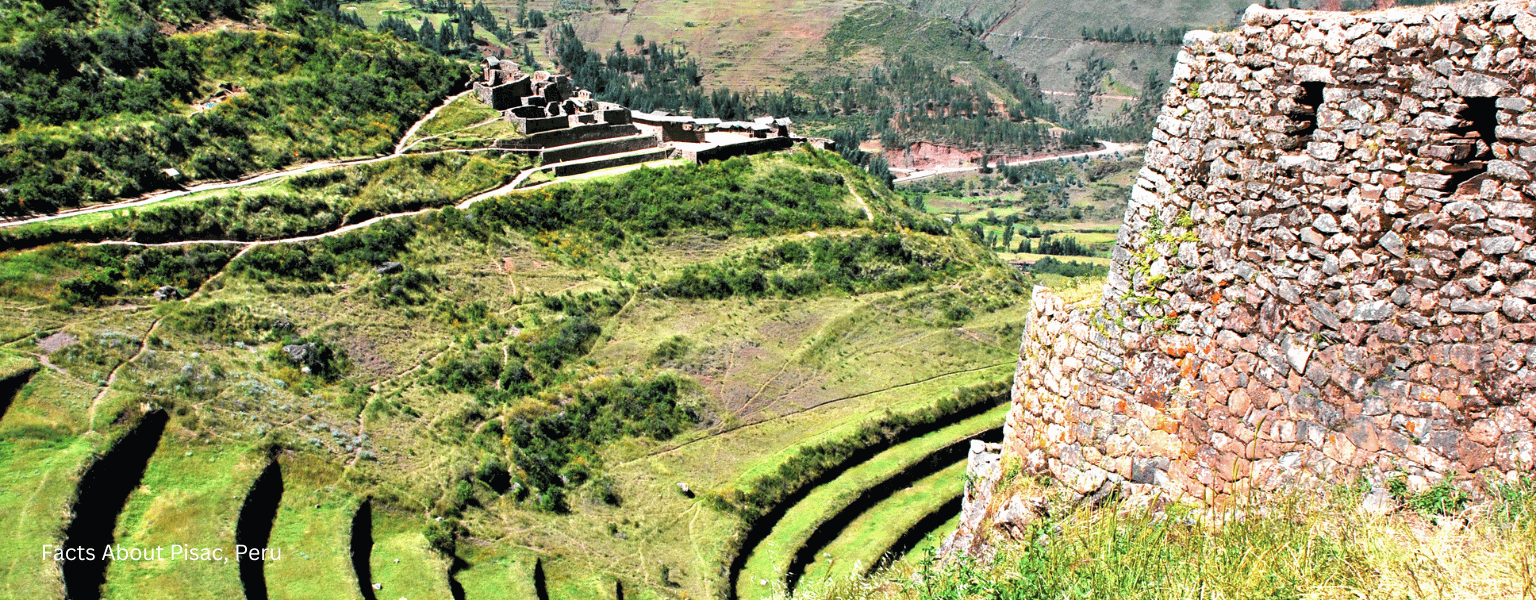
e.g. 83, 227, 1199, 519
953, 1, 1536, 555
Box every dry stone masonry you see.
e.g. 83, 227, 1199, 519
993, 0, 1536, 517
470, 58, 808, 164
473, 57, 633, 135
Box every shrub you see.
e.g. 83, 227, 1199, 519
169, 300, 289, 342
1387, 473, 1471, 516
60, 269, 120, 306
272, 334, 348, 380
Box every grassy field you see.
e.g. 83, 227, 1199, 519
796, 460, 966, 584
738, 403, 1009, 600
401, 94, 531, 152
0, 403, 99, 598
100, 440, 263, 600
793, 486, 1536, 600
0, 148, 1034, 600
1, 153, 529, 250
903, 153, 1139, 268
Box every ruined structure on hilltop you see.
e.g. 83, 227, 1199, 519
469, 58, 808, 163
632, 112, 795, 142
473, 57, 633, 135
950, 0, 1536, 555
631, 111, 803, 161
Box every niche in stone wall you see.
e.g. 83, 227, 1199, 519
1428, 96, 1500, 194
1279, 81, 1324, 149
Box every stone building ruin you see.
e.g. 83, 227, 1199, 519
950, 0, 1536, 553
469, 58, 806, 165
632, 112, 795, 142
472, 57, 633, 135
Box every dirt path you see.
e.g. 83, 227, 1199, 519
612, 361, 1013, 467
0, 147, 521, 231
84, 149, 677, 251
1041, 89, 1140, 101
1, 91, 486, 231
845, 183, 874, 222
87, 317, 161, 430
892, 140, 1138, 183
455, 142, 671, 209
394, 90, 474, 155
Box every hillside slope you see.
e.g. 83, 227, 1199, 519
0, 146, 1034, 600
0, 0, 462, 216
915, 0, 1246, 95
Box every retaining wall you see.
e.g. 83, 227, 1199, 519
550, 148, 673, 177
492, 123, 642, 149
540, 135, 660, 164
677, 137, 796, 163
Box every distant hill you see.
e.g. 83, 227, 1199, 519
533, 0, 1247, 99
914, 0, 1248, 95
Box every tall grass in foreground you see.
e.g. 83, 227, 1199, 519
790, 484, 1536, 600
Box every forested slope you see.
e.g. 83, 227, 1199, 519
0, 0, 460, 216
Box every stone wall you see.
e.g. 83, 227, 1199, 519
540, 134, 660, 163
675, 136, 795, 163
999, 0, 1536, 510
492, 123, 642, 149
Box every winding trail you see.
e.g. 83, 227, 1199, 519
1041, 89, 1140, 101
846, 183, 874, 222
86, 318, 161, 430
86, 148, 682, 251
891, 140, 1138, 183
1, 91, 484, 231
394, 90, 474, 155
612, 361, 1012, 468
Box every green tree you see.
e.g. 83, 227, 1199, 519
419, 18, 437, 50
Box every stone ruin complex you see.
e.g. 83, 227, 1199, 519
470, 57, 806, 165
950, 0, 1536, 554
473, 57, 633, 135
632, 112, 794, 142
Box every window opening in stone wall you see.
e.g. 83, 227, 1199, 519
1461, 97, 1499, 150
1281, 82, 1324, 149
1435, 97, 1499, 194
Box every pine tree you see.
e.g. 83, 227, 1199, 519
419, 18, 437, 51
438, 20, 455, 50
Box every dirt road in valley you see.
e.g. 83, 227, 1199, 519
890, 140, 1139, 183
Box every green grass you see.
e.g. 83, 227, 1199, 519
0, 150, 1032, 600
102, 440, 263, 600
0, 351, 36, 379
737, 403, 1009, 600
3, 345, 111, 432
799, 489, 1536, 600
263, 455, 364, 600
370, 509, 456, 600
2, 153, 529, 249
796, 460, 966, 585
0, 432, 98, 599
454, 544, 541, 600
0, 3, 462, 214
402, 93, 518, 150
